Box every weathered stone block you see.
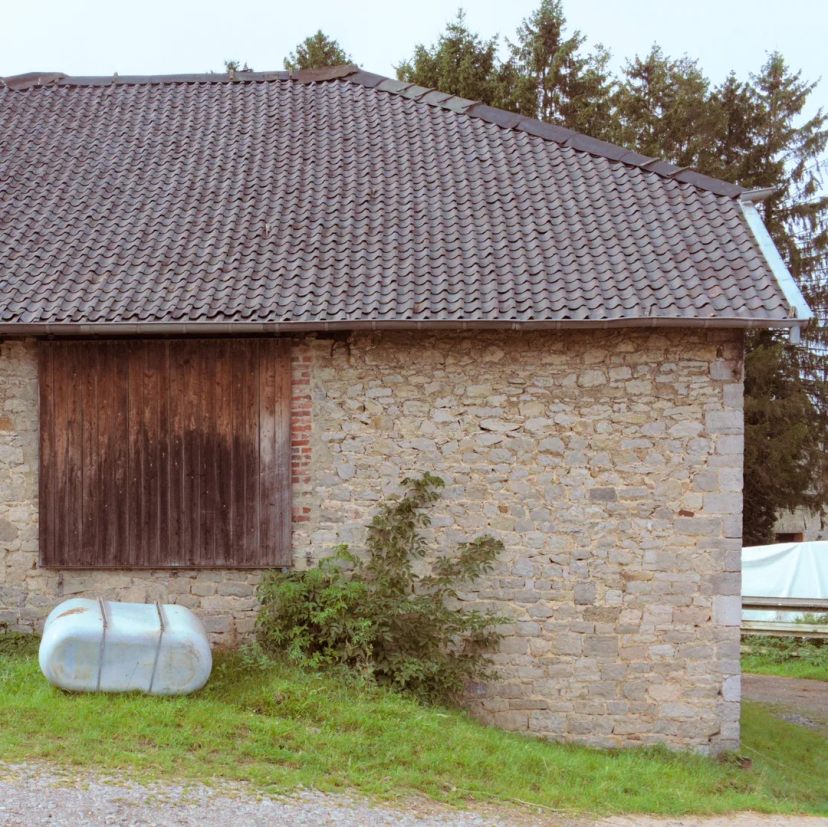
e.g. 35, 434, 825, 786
716, 435, 745, 455
703, 493, 742, 514
589, 487, 618, 502
712, 595, 742, 627
493, 710, 530, 730
574, 583, 596, 604
201, 614, 233, 634
673, 517, 722, 537
217, 582, 255, 598
0, 519, 18, 542
722, 675, 740, 702
705, 410, 743, 434
583, 635, 619, 657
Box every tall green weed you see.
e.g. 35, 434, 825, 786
256, 473, 504, 703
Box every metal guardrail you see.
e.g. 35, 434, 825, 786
742, 596, 828, 611
741, 621, 828, 639
741, 596, 828, 639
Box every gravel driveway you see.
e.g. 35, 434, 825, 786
742, 673, 828, 733
0, 764, 826, 827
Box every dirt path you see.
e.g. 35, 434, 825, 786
0, 763, 825, 827
743, 673, 828, 733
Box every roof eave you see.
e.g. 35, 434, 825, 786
0, 316, 796, 338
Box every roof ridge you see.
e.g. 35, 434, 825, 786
0, 63, 359, 91
0, 63, 743, 197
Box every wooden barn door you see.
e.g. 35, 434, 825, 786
39, 339, 292, 568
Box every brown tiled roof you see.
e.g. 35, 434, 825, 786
0, 65, 794, 331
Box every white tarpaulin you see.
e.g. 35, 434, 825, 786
742, 541, 828, 620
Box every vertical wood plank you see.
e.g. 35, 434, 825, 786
80, 343, 98, 566
52, 342, 68, 563
242, 341, 259, 566
112, 343, 130, 565
156, 342, 171, 569
197, 340, 217, 567
230, 340, 246, 563
181, 342, 195, 565
167, 343, 185, 566
126, 342, 144, 567
141, 342, 161, 567
192, 341, 203, 567
258, 340, 277, 565
214, 341, 233, 565
38, 343, 56, 566
65, 343, 84, 561
95, 343, 112, 567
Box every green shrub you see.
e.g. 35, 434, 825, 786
742, 634, 828, 667
798, 612, 828, 625
256, 472, 505, 703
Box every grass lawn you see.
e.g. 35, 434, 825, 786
1, 634, 826, 816
742, 658, 828, 682
742, 635, 828, 682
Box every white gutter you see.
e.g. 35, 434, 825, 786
740, 193, 813, 343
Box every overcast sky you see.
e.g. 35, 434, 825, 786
2, 0, 825, 111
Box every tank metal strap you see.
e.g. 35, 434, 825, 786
148, 602, 166, 694
96, 599, 108, 691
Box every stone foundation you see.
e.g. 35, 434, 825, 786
0, 329, 743, 752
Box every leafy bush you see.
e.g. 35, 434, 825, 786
255, 472, 505, 703
742, 634, 828, 668
797, 612, 828, 625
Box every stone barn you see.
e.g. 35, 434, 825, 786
0, 65, 811, 753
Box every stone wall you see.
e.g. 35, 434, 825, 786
0, 329, 744, 753
303, 329, 743, 753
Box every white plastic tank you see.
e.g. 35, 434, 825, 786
39, 598, 212, 695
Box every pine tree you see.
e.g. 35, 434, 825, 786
704, 72, 762, 184
614, 46, 718, 168
569, 44, 616, 140
395, 9, 502, 106
743, 334, 824, 544
506, 0, 615, 137
748, 54, 828, 311
284, 30, 351, 71
736, 55, 828, 539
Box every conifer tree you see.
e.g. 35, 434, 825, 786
743, 334, 825, 544
705, 72, 762, 184
224, 60, 254, 73
748, 54, 828, 308
395, 9, 502, 106
736, 55, 828, 541
614, 46, 718, 168
284, 30, 351, 71
506, 0, 615, 138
